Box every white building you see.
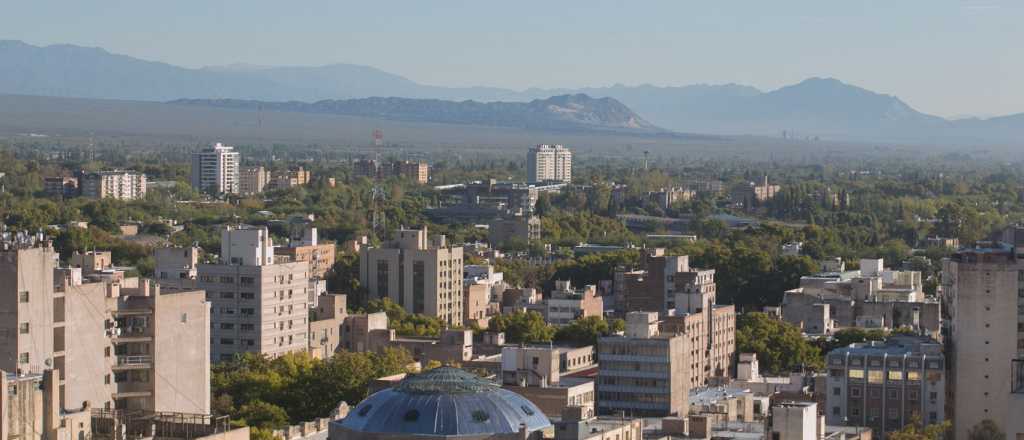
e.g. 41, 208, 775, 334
191, 142, 240, 195
527, 144, 572, 183
80, 170, 147, 200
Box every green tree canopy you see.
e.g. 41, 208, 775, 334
735, 312, 824, 374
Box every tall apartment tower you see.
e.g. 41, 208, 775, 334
80, 170, 147, 200
942, 240, 1024, 439
0, 240, 211, 413
527, 144, 572, 183
193, 226, 310, 362
359, 226, 464, 326
191, 142, 240, 195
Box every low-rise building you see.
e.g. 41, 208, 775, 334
535, 281, 603, 326
553, 406, 642, 440
488, 216, 541, 247
825, 336, 945, 439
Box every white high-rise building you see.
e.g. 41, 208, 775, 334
527, 144, 572, 183
191, 142, 240, 195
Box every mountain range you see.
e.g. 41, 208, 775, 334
1, 39, 1022, 144
170, 94, 660, 133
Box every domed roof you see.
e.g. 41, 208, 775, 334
338, 367, 551, 437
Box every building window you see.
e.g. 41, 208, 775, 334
889, 371, 903, 381
18, 323, 29, 334
221, 323, 235, 330
833, 406, 841, 416
18, 352, 29, 364
18, 291, 29, 302
850, 387, 862, 398
221, 338, 234, 345
833, 387, 841, 396
220, 292, 235, 299
1012, 360, 1024, 394
241, 292, 255, 300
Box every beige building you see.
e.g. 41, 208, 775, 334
1, 242, 211, 414
649, 187, 696, 209
488, 216, 541, 247
942, 241, 1024, 440
239, 166, 269, 196
191, 226, 311, 361
500, 345, 597, 418
533, 280, 603, 326
308, 294, 348, 360
1, 370, 92, 440
615, 249, 715, 314
597, 312, 689, 417
360, 226, 464, 326
552, 407, 642, 440
527, 144, 572, 183
70, 250, 113, 276
464, 282, 490, 326
155, 246, 200, 288
80, 170, 147, 200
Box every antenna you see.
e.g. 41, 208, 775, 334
643, 151, 650, 170
373, 128, 384, 147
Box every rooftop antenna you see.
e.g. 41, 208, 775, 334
373, 128, 384, 147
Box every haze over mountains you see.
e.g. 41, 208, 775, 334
1, 39, 1022, 144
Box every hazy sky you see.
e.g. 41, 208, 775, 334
4, 0, 1022, 117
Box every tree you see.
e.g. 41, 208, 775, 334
968, 419, 1006, 440
735, 312, 823, 374
488, 311, 555, 343
553, 316, 613, 347
888, 418, 950, 440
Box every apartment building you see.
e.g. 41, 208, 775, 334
43, 176, 78, 198
267, 166, 312, 191
488, 216, 541, 247
660, 305, 736, 388
942, 240, 1024, 440
527, 144, 572, 183
239, 166, 269, 196
0, 241, 210, 414
191, 142, 239, 195
359, 226, 464, 326
154, 247, 200, 289
597, 312, 688, 417
782, 258, 939, 338
649, 187, 696, 210
193, 226, 310, 361
383, 160, 429, 184
615, 249, 715, 314
531, 280, 603, 326
501, 345, 597, 417
80, 170, 147, 200
825, 336, 945, 439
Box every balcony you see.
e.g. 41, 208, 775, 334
113, 355, 153, 370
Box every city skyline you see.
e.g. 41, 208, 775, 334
3, 0, 1023, 118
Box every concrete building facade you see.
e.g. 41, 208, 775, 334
597, 312, 688, 417
239, 166, 269, 196
80, 170, 147, 200
359, 227, 464, 326
942, 242, 1024, 440
192, 226, 310, 361
825, 336, 945, 439
1, 242, 211, 414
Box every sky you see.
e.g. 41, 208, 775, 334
3, 0, 1022, 117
